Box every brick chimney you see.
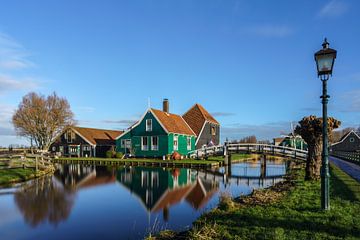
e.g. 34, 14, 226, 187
163, 98, 169, 113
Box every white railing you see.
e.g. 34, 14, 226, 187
189, 143, 308, 160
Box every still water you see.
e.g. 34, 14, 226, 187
0, 158, 287, 240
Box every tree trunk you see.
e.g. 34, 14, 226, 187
305, 141, 322, 180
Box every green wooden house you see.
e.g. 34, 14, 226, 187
116, 100, 196, 158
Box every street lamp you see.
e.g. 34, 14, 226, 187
314, 38, 337, 210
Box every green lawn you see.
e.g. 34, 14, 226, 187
0, 168, 38, 185
154, 163, 360, 240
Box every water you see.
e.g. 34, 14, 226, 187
0, 157, 287, 240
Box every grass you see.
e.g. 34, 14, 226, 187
155, 163, 360, 240
0, 159, 54, 186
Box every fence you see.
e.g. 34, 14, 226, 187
0, 153, 52, 171
331, 151, 360, 165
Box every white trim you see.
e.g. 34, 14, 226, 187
331, 130, 360, 146
187, 136, 192, 150
116, 108, 170, 140
141, 136, 149, 151
195, 121, 208, 145
173, 135, 179, 151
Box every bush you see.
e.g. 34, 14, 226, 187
115, 152, 123, 159
105, 150, 113, 158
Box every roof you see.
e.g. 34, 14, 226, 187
332, 130, 360, 146
183, 104, 219, 136
73, 127, 123, 145
151, 108, 196, 136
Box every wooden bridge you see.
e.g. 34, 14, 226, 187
189, 143, 308, 161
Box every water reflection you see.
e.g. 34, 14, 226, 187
117, 167, 219, 221
14, 176, 74, 227
2, 157, 288, 239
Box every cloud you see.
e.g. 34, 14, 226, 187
211, 112, 236, 117
0, 75, 40, 94
221, 121, 293, 141
0, 104, 16, 136
246, 24, 294, 37
318, 0, 348, 18
0, 32, 34, 70
103, 119, 137, 126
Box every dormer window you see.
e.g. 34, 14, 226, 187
146, 119, 152, 132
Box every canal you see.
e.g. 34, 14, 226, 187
0, 157, 288, 240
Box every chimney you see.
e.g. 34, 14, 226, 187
163, 98, 169, 113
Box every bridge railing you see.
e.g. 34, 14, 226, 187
189, 143, 308, 160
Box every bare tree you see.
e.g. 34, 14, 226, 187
238, 135, 257, 143
12, 92, 74, 150
295, 115, 340, 180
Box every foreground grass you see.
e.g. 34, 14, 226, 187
154, 163, 360, 240
0, 167, 54, 186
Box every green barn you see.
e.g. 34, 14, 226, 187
116, 101, 196, 158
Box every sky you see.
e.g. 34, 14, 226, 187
0, 0, 360, 146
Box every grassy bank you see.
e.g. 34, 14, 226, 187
155, 163, 360, 240
0, 167, 54, 186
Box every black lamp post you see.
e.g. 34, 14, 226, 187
314, 38, 337, 210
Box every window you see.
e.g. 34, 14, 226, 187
121, 139, 125, 148
151, 172, 159, 187
141, 171, 149, 187
70, 146, 78, 153
173, 135, 178, 151
146, 119, 152, 132
59, 146, 64, 153
187, 137, 192, 150
350, 137, 355, 143
52, 146, 56, 152
141, 137, 148, 151
151, 136, 159, 151
66, 130, 75, 143
211, 126, 216, 136
83, 145, 90, 151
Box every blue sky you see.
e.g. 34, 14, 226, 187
0, 0, 359, 146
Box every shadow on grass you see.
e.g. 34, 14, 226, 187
200, 210, 360, 239
330, 164, 360, 202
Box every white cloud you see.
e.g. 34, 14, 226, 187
0, 32, 34, 70
0, 75, 40, 94
318, 0, 348, 18
246, 24, 294, 38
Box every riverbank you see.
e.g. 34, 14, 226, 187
53, 153, 252, 168
153, 162, 360, 239
0, 166, 54, 186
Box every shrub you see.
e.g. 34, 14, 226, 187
115, 152, 123, 159
105, 150, 113, 158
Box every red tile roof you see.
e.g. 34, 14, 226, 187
151, 108, 195, 136
182, 104, 219, 136
73, 127, 123, 145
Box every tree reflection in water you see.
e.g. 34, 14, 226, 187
14, 175, 74, 227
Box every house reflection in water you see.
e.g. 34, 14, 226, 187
117, 167, 218, 221
54, 164, 116, 190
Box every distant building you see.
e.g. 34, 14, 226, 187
273, 137, 285, 146
278, 134, 308, 151
183, 103, 220, 149
50, 126, 123, 157
331, 130, 360, 152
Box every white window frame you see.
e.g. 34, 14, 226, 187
187, 137, 192, 150
151, 136, 159, 151
350, 137, 355, 143
66, 131, 73, 143
211, 126, 216, 136
141, 136, 148, 151
121, 139, 125, 148
146, 119, 152, 132
173, 135, 178, 151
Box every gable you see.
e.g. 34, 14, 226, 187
131, 111, 168, 136
183, 104, 219, 136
